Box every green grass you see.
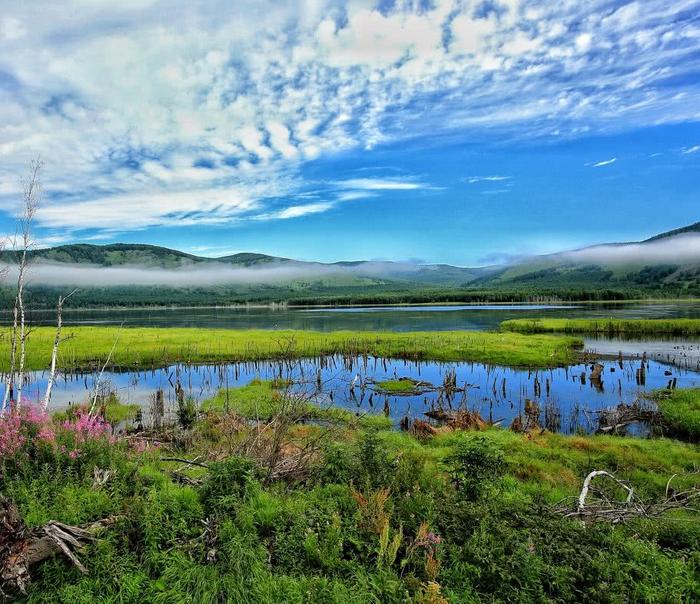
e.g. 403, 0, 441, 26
5, 417, 699, 603
52, 397, 140, 424
103, 400, 140, 424
203, 379, 391, 428
501, 317, 700, 335
650, 389, 700, 440
374, 378, 425, 394
0, 326, 582, 371
202, 378, 288, 419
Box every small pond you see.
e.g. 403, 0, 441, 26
9, 352, 700, 435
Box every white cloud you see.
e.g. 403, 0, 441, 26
333, 178, 425, 191
269, 201, 335, 220
266, 122, 298, 160
564, 233, 700, 265
591, 157, 617, 167
37, 187, 262, 230
0, 0, 698, 235
465, 175, 511, 184
682, 145, 700, 154
0, 17, 26, 40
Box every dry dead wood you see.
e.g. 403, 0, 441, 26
1, 496, 115, 594
554, 471, 700, 524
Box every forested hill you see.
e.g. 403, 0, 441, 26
644, 221, 700, 242
0, 222, 698, 306
0, 244, 292, 269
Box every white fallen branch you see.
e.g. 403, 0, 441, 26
554, 470, 700, 524
577, 470, 634, 511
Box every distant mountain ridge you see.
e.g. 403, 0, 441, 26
0, 221, 698, 305
643, 221, 700, 242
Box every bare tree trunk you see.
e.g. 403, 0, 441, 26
15, 269, 27, 408
14, 159, 42, 410
42, 290, 76, 412
1, 307, 18, 414
2, 159, 41, 414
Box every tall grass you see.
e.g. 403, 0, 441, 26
0, 326, 581, 371
650, 388, 700, 440
501, 318, 700, 335
4, 417, 699, 602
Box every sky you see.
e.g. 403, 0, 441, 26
0, 0, 699, 266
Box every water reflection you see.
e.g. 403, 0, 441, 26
10, 354, 700, 435
8, 301, 700, 332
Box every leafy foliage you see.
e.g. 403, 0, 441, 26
2, 407, 698, 602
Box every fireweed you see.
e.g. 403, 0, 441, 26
0, 404, 113, 462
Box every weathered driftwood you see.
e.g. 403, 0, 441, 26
554, 471, 700, 524
1, 496, 115, 594
595, 403, 660, 434
511, 399, 541, 433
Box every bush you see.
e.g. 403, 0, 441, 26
446, 435, 505, 500
177, 396, 198, 430
201, 456, 259, 515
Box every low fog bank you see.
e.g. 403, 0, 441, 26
0, 259, 446, 288
561, 233, 700, 265
2, 233, 697, 289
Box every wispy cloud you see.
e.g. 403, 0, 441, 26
591, 158, 617, 168
265, 202, 336, 220
465, 176, 511, 184
0, 1, 699, 237
682, 145, 700, 154
332, 178, 426, 191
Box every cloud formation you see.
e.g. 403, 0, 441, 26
1, 0, 699, 239
591, 158, 617, 167
562, 234, 700, 265
1, 257, 458, 288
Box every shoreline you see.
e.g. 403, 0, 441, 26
4, 297, 699, 314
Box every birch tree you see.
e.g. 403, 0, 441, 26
42, 289, 76, 412
2, 159, 42, 413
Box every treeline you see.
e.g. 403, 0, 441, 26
0, 282, 697, 311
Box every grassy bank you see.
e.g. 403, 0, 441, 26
501, 318, 700, 335
201, 379, 392, 428
2, 404, 699, 602
0, 326, 581, 371
651, 389, 700, 440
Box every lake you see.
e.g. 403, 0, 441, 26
17, 301, 700, 332
7, 301, 700, 435
16, 353, 700, 435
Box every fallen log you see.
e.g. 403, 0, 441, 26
1, 496, 115, 594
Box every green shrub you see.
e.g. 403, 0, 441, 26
201, 455, 259, 515
177, 396, 199, 430
446, 435, 505, 501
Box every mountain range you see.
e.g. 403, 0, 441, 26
1, 221, 698, 306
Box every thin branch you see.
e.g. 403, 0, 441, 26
88, 322, 124, 417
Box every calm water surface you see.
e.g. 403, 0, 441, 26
7, 301, 700, 434
16, 301, 700, 332
14, 353, 700, 434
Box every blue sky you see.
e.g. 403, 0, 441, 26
0, 0, 699, 265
